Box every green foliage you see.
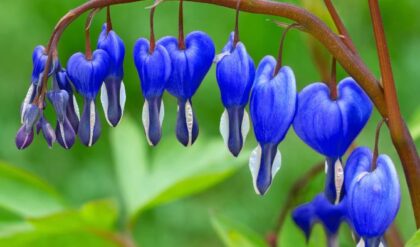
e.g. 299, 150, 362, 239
110, 117, 247, 222
409, 107, 420, 141
406, 229, 420, 247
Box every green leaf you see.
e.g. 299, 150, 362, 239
279, 215, 327, 247
0, 162, 64, 218
409, 107, 420, 141
211, 214, 268, 247
0, 200, 120, 247
406, 229, 420, 247
110, 117, 248, 221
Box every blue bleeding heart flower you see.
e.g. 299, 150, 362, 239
47, 90, 76, 149
97, 24, 126, 127
216, 32, 255, 156
67, 50, 110, 147
134, 38, 171, 146
16, 104, 41, 149
37, 115, 56, 148
53, 66, 80, 132
345, 147, 400, 244
249, 56, 297, 195
158, 31, 215, 146
292, 193, 346, 241
293, 78, 373, 158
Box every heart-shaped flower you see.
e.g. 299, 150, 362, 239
134, 38, 171, 146
216, 32, 255, 156
293, 78, 372, 158
249, 56, 297, 195
345, 147, 400, 243
97, 24, 126, 127
158, 31, 215, 146
67, 50, 110, 147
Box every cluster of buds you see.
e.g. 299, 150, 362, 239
16, 2, 402, 246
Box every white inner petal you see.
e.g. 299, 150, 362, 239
249, 145, 262, 195
21, 84, 35, 123
120, 81, 127, 118
73, 95, 80, 120
59, 122, 68, 149
241, 110, 250, 146
356, 171, 369, 182
325, 160, 328, 174
142, 100, 153, 146
334, 159, 344, 205
356, 239, 364, 247
88, 100, 95, 147
219, 109, 229, 148
185, 100, 194, 146
159, 99, 165, 127
271, 148, 282, 179
100, 82, 110, 125
213, 51, 230, 63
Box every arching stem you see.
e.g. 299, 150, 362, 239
274, 23, 299, 75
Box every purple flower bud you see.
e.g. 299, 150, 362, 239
38, 116, 56, 148
16, 104, 41, 150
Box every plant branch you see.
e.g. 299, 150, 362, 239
34, 0, 420, 227
368, 0, 420, 226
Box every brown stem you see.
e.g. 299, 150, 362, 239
178, 0, 185, 49
33, 0, 420, 227
329, 57, 338, 100
85, 8, 101, 60
368, 0, 420, 226
149, 7, 156, 53
384, 224, 404, 247
323, 0, 357, 54
274, 23, 299, 75
107, 6, 113, 32
267, 162, 324, 247
232, 0, 241, 47
372, 118, 387, 170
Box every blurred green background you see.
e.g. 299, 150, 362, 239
0, 0, 420, 246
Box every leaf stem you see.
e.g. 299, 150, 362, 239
274, 23, 299, 75
178, 0, 185, 49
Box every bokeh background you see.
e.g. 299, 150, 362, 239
0, 0, 419, 246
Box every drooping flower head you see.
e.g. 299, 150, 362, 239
134, 38, 171, 146
67, 50, 110, 147
249, 56, 297, 195
345, 147, 400, 244
16, 104, 41, 150
97, 24, 126, 127
216, 32, 255, 156
158, 31, 215, 146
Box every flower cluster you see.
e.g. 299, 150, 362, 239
16, 5, 401, 246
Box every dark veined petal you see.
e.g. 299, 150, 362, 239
67, 50, 110, 99
158, 31, 215, 99
78, 98, 101, 147
250, 57, 297, 144
293, 78, 373, 158
38, 116, 56, 148
54, 68, 80, 131
176, 98, 199, 146
97, 23, 125, 78
292, 194, 346, 240
345, 147, 401, 238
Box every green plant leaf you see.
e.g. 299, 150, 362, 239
409, 107, 420, 141
110, 117, 248, 221
211, 214, 268, 247
0, 200, 120, 247
406, 229, 420, 247
0, 161, 64, 218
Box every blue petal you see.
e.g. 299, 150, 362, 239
78, 98, 101, 147
39, 116, 56, 148
344, 147, 372, 190
176, 98, 199, 146
293, 78, 372, 157
346, 148, 401, 238
16, 125, 34, 150
216, 36, 255, 107
250, 56, 297, 144
67, 50, 110, 99
47, 90, 69, 123
54, 69, 79, 131
97, 24, 125, 78
31, 45, 48, 85
56, 117, 76, 149
158, 31, 215, 99
133, 38, 171, 98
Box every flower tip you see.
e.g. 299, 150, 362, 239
176, 99, 199, 147
220, 107, 250, 157
15, 125, 34, 150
